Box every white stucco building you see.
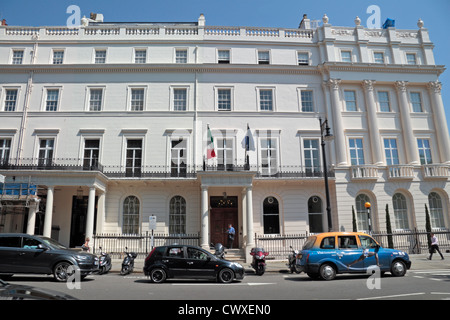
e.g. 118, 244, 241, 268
0, 13, 449, 254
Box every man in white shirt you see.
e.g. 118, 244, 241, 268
428, 233, 444, 260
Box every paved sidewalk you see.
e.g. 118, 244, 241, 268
109, 253, 448, 274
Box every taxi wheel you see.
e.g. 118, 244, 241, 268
319, 263, 336, 281
390, 260, 406, 277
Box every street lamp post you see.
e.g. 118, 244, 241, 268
319, 118, 334, 232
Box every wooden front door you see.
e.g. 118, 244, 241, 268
210, 207, 238, 248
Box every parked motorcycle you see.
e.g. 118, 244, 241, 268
210, 242, 226, 259
287, 245, 301, 274
97, 246, 112, 275
250, 247, 269, 275
120, 247, 137, 275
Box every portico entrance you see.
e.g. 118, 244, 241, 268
210, 196, 238, 248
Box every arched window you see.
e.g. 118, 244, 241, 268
123, 196, 140, 234
355, 194, 370, 231
392, 193, 409, 230
263, 196, 279, 234
308, 196, 323, 233
428, 192, 445, 229
169, 196, 186, 234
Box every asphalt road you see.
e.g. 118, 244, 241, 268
4, 264, 450, 301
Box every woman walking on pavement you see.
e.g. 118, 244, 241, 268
428, 233, 444, 260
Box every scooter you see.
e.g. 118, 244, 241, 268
250, 247, 269, 275
213, 243, 226, 259
287, 245, 301, 274
97, 246, 112, 275
120, 247, 137, 275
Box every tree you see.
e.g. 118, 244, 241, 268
352, 205, 357, 232
385, 204, 394, 249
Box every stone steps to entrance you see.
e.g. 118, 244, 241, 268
208, 248, 246, 262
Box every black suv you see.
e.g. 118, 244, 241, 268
0, 233, 99, 282
143, 245, 245, 283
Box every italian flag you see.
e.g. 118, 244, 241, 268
207, 125, 216, 159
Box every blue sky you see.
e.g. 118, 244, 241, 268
1, 0, 449, 135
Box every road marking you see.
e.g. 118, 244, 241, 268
357, 292, 425, 300
171, 282, 275, 286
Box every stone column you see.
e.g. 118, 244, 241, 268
327, 79, 347, 166
26, 198, 40, 235
245, 186, 254, 247
428, 81, 450, 164
43, 186, 54, 238
395, 81, 420, 165
200, 186, 209, 249
85, 186, 96, 240
362, 80, 383, 165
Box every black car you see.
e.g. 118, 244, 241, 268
143, 245, 245, 283
0, 233, 99, 282
0, 279, 78, 300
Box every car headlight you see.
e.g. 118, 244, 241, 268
75, 255, 89, 261
232, 262, 243, 269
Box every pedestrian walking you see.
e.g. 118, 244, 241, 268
226, 224, 235, 249
428, 233, 444, 260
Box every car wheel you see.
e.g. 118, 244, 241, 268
390, 260, 406, 277
319, 263, 336, 281
53, 261, 74, 282
218, 268, 234, 283
150, 268, 167, 283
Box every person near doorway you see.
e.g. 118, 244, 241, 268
81, 237, 90, 252
428, 233, 444, 260
226, 224, 235, 249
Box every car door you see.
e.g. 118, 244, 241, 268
162, 246, 187, 277
359, 235, 382, 270
14, 236, 51, 273
0, 236, 22, 273
185, 247, 216, 279
336, 235, 364, 271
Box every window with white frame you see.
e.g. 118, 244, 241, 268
216, 135, 234, 170
410, 92, 423, 112
261, 137, 278, 176
89, 88, 103, 111
377, 91, 391, 112
218, 50, 230, 64
258, 51, 270, 64
45, 89, 59, 111
38, 138, 54, 165
259, 89, 274, 111
123, 195, 140, 234
341, 50, 352, 62
349, 138, 365, 165
217, 88, 231, 111
406, 53, 417, 65
344, 90, 357, 111
300, 90, 314, 112
83, 139, 100, 169
303, 139, 320, 174
355, 194, 371, 231
392, 193, 409, 230
417, 138, 432, 165
169, 196, 186, 234
173, 88, 187, 111
175, 49, 187, 63
263, 196, 280, 234
52, 50, 64, 64
297, 52, 309, 65
373, 52, 385, 64
94, 49, 106, 64
171, 138, 187, 177
428, 192, 445, 229
130, 88, 145, 111
135, 49, 147, 63
0, 139, 11, 164
384, 138, 399, 165
4, 89, 18, 112
126, 139, 142, 177
12, 50, 24, 64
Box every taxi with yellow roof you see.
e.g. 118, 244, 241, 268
296, 232, 411, 280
